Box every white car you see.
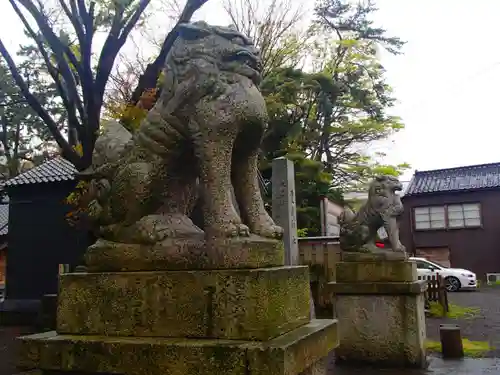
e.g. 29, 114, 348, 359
409, 257, 477, 292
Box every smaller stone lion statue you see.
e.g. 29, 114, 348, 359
339, 175, 406, 254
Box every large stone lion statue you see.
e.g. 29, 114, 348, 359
80, 21, 283, 245
339, 175, 406, 254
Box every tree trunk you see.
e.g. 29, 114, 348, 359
123, 0, 210, 119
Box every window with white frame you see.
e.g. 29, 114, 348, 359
414, 206, 446, 230
413, 203, 481, 230
447, 203, 481, 228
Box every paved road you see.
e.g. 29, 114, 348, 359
331, 356, 500, 374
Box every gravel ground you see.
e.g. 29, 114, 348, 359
426, 286, 500, 357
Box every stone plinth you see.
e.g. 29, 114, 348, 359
85, 235, 284, 272
336, 258, 417, 283
57, 266, 311, 341
19, 320, 337, 375
18, 239, 338, 375
329, 252, 427, 368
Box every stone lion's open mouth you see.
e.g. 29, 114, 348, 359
224, 50, 262, 72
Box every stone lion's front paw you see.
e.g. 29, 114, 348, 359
393, 243, 406, 253
253, 223, 284, 239
236, 223, 250, 237
207, 223, 243, 238
224, 223, 240, 237
207, 223, 251, 238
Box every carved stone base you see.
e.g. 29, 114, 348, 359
341, 250, 407, 262
329, 258, 427, 368
85, 235, 284, 271
56, 266, 310, 341
336, 255, 417, 283
19, 320, 338, 375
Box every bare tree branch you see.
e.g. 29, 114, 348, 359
95, 0, 151, 107
59, 0, 85, 47
3, 0, 158, 169
223, 0, 308, 77
125, 0, 210, 115
11, 0, 83, 145
0, 38, 81, 167
15, 0, 85, 122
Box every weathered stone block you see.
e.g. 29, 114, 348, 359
336, 260, 417, 283
19, 319, 338, 375
341, 251, 407, 262
334, 293, 426, 368
57, 266, 310, 341
85, 236, 285, 272
329, 280, 427, 295
299, 358, 327, 375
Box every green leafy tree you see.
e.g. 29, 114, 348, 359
255, 0, 410, 235
306, 0, 407, 185
0, 47, 62, 179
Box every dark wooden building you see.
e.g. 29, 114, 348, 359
0, 194, 9, 296
400, 162, 500, 279
0, 158, 91, 320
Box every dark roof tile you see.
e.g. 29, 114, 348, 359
5, 157, 77, 187
405, 162, 500, 196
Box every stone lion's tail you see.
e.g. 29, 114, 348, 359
339, 207, 355, 224
77, 120, 133, 180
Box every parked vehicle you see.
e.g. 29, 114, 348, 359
409, 257, 477, 292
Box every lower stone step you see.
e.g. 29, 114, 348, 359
18, 319, 338, 375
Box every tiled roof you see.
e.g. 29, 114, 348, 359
405, 162, 500, 196
5, 157, 77, 187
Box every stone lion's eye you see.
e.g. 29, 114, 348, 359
233, 36, 245, 45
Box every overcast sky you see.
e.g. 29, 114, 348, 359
0, 0, 499, 181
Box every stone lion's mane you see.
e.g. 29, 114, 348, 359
339, 178, 395, 226
360, 176, 401, 219
158, 22, 250, 112
339, 175, 404, 251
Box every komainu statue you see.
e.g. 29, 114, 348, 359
80, 21, 283, 261
339, 175, 406, 254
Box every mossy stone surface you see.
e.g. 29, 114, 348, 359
245, 320, 337, 375
85, 236, 285, 272
57, 266, 311, 341
299, 357, 327, 375
329, 280, 427, 295
334, 294, 426, 368
336, 260, 417, 283
341, 251, 407, 262
19, 319, 338, 375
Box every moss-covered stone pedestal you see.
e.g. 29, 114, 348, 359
17, 238, 338, 374
329, 252, 427, 368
